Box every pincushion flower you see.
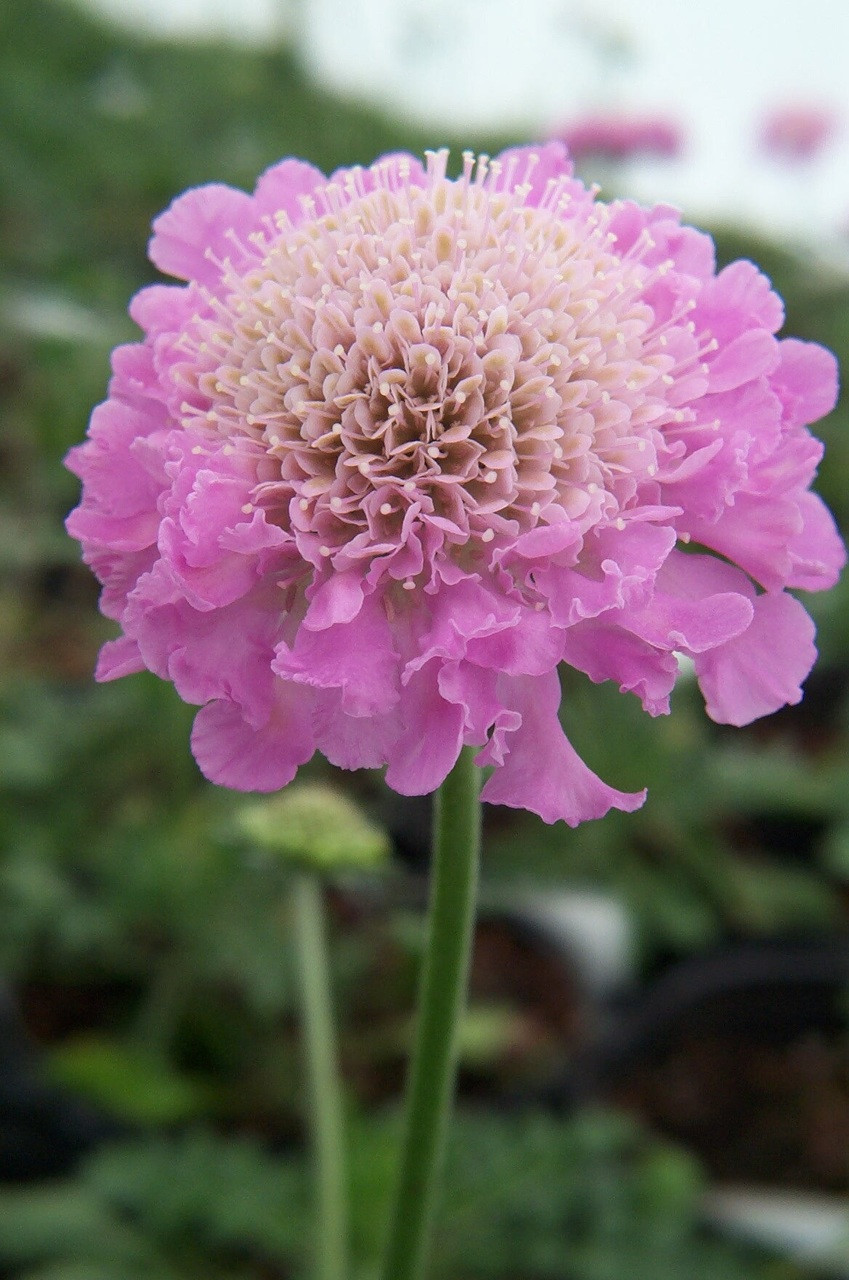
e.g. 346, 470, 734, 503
558, 114, 683, 163
65, 144, 845, 825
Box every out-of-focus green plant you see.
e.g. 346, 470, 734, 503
0, 1112, 803, 1280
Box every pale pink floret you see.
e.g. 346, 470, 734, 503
65, 145, 845, 825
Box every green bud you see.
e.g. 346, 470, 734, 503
236, 783, 391, 873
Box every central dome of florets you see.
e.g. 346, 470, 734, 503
178, 149, 699, 584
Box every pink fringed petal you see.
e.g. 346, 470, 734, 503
481, 671, 646, 826
696, 591, 817, 726
94, 635, 146, 681
384, 661, 465, 795
772, 339, 838, 428
273, 594, 399, 716
191, 691, 315, 792
149, 184, 256, 286
252, 158, 327, 224
787, 491, 847, 590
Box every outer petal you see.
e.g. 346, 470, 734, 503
695, 591, 817, 726
385, 661, 464, 795
786, 491, 847, 590
273, 593, 399, 716
493, 142, 575, 204
252, 158, 327, 224
771, 339, 838, 428
481, 671, 646, 825
149, 184, 256, 286
190, 690, 315, 792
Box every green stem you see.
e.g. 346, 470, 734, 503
292, 872, 348, 1280
379, 745, 482, 1280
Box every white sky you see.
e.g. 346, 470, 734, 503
84, 0, 849, 245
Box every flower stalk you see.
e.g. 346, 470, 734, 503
380, 745, 483, 1280
292, 871, 349, 1280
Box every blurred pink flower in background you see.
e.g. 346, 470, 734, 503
759, 104, 839, 162
65, 144, 844, 826
556, 113, 683, 163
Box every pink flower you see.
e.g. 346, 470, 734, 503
557, 114, 683, 163
759, 105, 839, 162
65, 146, 845, 825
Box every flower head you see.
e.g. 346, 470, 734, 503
759, 105, 839, 163
65, 145, 845, 824
558, 114, 683, 163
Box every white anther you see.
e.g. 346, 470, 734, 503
427, 445, 441, 458
379, 382, 391, 397
402, 578, 416, 590
481, 528, 495, 543
484, 470, 498, 484
380, 502, 393, 515
191, 445, 204, 455
330, 496, 343, 510
425, 352, 438, 366
615, 517, 626, 530
319, 545, 333, 557
298, 498, 309, 511
240, 503, 254, 515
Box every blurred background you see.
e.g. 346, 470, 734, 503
2, 0, 849, 1276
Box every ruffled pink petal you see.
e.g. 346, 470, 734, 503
695, 591, 817, 726
771, 339, 838, 427
332, 153, 427, 195
123, 565, 279, 724
404, 578, 521, 676
494, 142, 575, 204
437, 661, 521, 751
273, 593, 399, 716
302, 572, 365, 630
108, 343, 170, 414
190, 691, 315, 792
481, 671, 646, 825
312, 691, 401, 771
682, 490, 800, 591
64, 401, 167, 553
252, 158, 327, 224
94, 635, 146, 681
705, 328, 779, 393
149, 184, 256, 286
464, 603, 565, 676
384, 661, 464, 795
695, 259, 784, 344
536, 522, 677, 626
559, 622, 679, 715
787, 491, 847, 590
128, 284, 196, 337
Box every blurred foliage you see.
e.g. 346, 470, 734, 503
0, 1109, 800, 1280
0, 1, 848, 1277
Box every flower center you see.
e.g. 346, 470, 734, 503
178, 151, 687, 570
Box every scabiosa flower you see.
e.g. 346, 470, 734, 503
558, 114, 683, 164
760, 104, 839, 163
65, 145, 845, 825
